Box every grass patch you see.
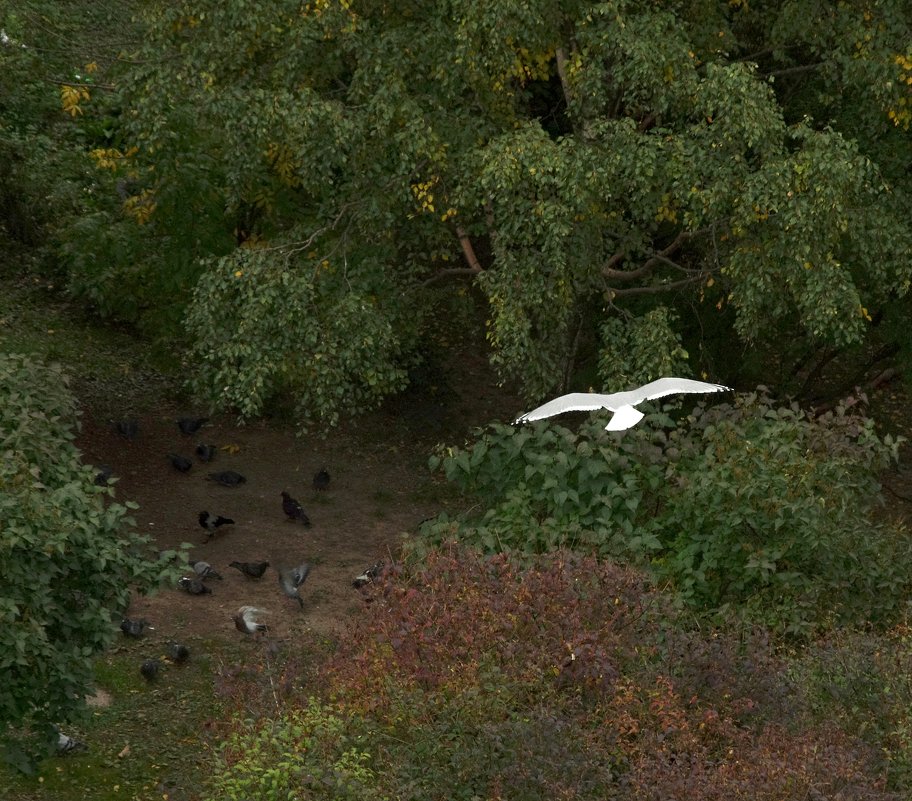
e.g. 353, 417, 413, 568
0, 638, 226, 801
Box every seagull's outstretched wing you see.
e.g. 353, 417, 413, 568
515, 393, 618, 423
617, 377, 732, 405
604, 405, 644, 431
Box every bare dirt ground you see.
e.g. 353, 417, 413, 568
73, 347, 522, 649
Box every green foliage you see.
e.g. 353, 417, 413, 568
424, 393, 911, 633
209, 699, 376, 801
423, 417, 667, 559
598, 306, 690, 389
47, 0, 906, 426
0, 353, 183, 763
650, 390, 909, 633
185, 246, 411, 430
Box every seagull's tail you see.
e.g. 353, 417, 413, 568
605, 405, 644, 431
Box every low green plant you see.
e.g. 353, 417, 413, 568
209, 699, 377, 801
0, 353, 185, 769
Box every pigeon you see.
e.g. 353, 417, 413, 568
281, 492, 311, 526
234, 605, 268, 634
167, 642, 190, 663
178, 576, 212, 595
168, 453, 193, 473
140, 658, 161, 681
177, 417, 209, 435
192, 560, 223, 580
229, 560, 270, 579
352, 561, 384, 589
515, 377, 733, 432
115, 419, 139, 440
120, 618, 153, 638
312, 467, 330, 491
55, 729, 87, 755
278, 562, 311, 608
94, 465, 113, 486
198, 511, 235, 542
207, 470, 246, 487
196, 443, 217, 462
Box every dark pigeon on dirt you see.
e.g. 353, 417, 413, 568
280, 492, 311, 526
120, 618, 153, 638
167, 642, 190, 664
140, 658, 161, 681
312, 467, 330, 491
278, 562, 311, 609
115, 419, 138, 440
229, 560, 269, 579
198, 511, 235, 542
207, 470, 246, 487
94, 465, 114, 486
177, 417, 209, 435
234, 605, 268, 635
196, 443, 217, 462
192, 560, 222, 581
178, 576, 212, 595
168, 453, 193, 473
352, 561, 385, 589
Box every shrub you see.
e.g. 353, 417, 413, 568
422, 391, 911, 633
650, 390, 910, 633
0, 353, 185, 768
422, 417, 668, 559
207, 546, 899, 800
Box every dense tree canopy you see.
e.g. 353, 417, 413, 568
4, 0, 912, 426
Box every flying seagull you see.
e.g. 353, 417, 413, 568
515, 377, 732, 431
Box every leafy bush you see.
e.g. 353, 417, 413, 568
0, 353, 184, 767
210, 699, 375, 801
212, 546, 900, 800
423, 417, 668, 559
422, 391, 910, 633
650, 390, 909, 633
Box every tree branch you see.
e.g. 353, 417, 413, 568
606, 274, 706, 297
555, 47, 573, 109
601, 228, 705, 280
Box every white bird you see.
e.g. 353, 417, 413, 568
515, 377, 732, 431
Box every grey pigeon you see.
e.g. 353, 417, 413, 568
230, 560, 269, 579
352, 561, 384, 589
168, 453, 193, 473
234, 605, 268, 634
94, 465, 113, 486
115, 419, 139, 440
281, 492, 311, 525
312, 467, 330, 491
207, 470, 246, 487
278, 562, 311, 608
178, 576, 212, 595
120, 618, 153, 638
177, 417, 209, 435
140, 658, 161, 681
55, 729, 87, 755
198, 511, 235, 542
167, 642, 190, 663
192, 560, 222, 580
196, 443, 217, 462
